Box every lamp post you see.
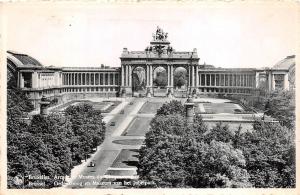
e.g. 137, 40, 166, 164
185, 95, 195, 124
39, 96, 50, 116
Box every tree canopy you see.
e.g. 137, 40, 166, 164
137, 100, 295, 188
7, 77, 106, 188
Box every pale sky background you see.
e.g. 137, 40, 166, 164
3, 2, 298, 68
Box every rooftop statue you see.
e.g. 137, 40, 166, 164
153, 26, 168, 41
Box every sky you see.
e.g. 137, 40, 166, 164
3, 2, 298, 68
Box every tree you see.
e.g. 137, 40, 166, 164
138, 114, 251, 188
7, 75, 107, 188
235, 120, 295, 187
156, 100, 185, 116
138, 99, 295, 188
228, 90, 295, 129
265, 90, 295, 129
7, 77, 35, 188
154, 71, 167, 87
203, 122, 235, 144
174, 70, 187, 88
185, 140, 251, 188
64, 103, 106, 164
138, 101, 252, 188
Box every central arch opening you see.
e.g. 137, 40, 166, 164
153, 66, 168, 97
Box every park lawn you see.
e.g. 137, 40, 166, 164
51, 100, 91, 112
123, 117, 152, 136
112, 139, 144, 146
111, 149, 139, 168
138, 102, 164, 114
105, 170, 137, 176
101, 101, 122, 113
196, 102, 244, 114
92, 102, 113, 110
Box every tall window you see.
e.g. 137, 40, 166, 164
110, 73, 114, 85
201, 74, 205, 86
216, 74, 219, 86
206, 74, 210, 86
100, 74, 103, 85
95, 73, 99, 85
105, 74, 108, 85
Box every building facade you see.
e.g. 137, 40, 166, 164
7, 27, 294, 109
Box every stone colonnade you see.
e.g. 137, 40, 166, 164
62, 72, 119, 86
198, 72, 256, 88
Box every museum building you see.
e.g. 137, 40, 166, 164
7, 27, 294, 109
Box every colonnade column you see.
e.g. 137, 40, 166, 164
121, 66, 124, 86
94, 73, 96, 85
167, 66, 170, 87
149, 65, 153, 87
20, 73, 24, 88
126, 65, 129, 86
170, 65, 174, 87
239, 74, 242, 86
191, 66, 195, 87
68, 73, 70, 86
112, 73, 115, 86
129, 66, 132, 87
188, 66, 191, 87
107, 73, 110, 85
84, 73, 87, 85
196, 65, 199, 87
214, 74, 217, 86
146, 65, 149, 86
241, 74, 243, 86
247, 74, 250, 87
199, 74, 202, 86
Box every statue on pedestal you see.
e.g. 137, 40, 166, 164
167, 88, 173, 98
154, 26, 168, 41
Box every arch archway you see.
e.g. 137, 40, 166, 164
152, 66, 168, 97
132, 66, 146, 97
173, 66, 188, 97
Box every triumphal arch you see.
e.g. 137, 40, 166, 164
120, 26, 200, 97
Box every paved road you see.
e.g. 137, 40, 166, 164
65, 97, 153, 189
